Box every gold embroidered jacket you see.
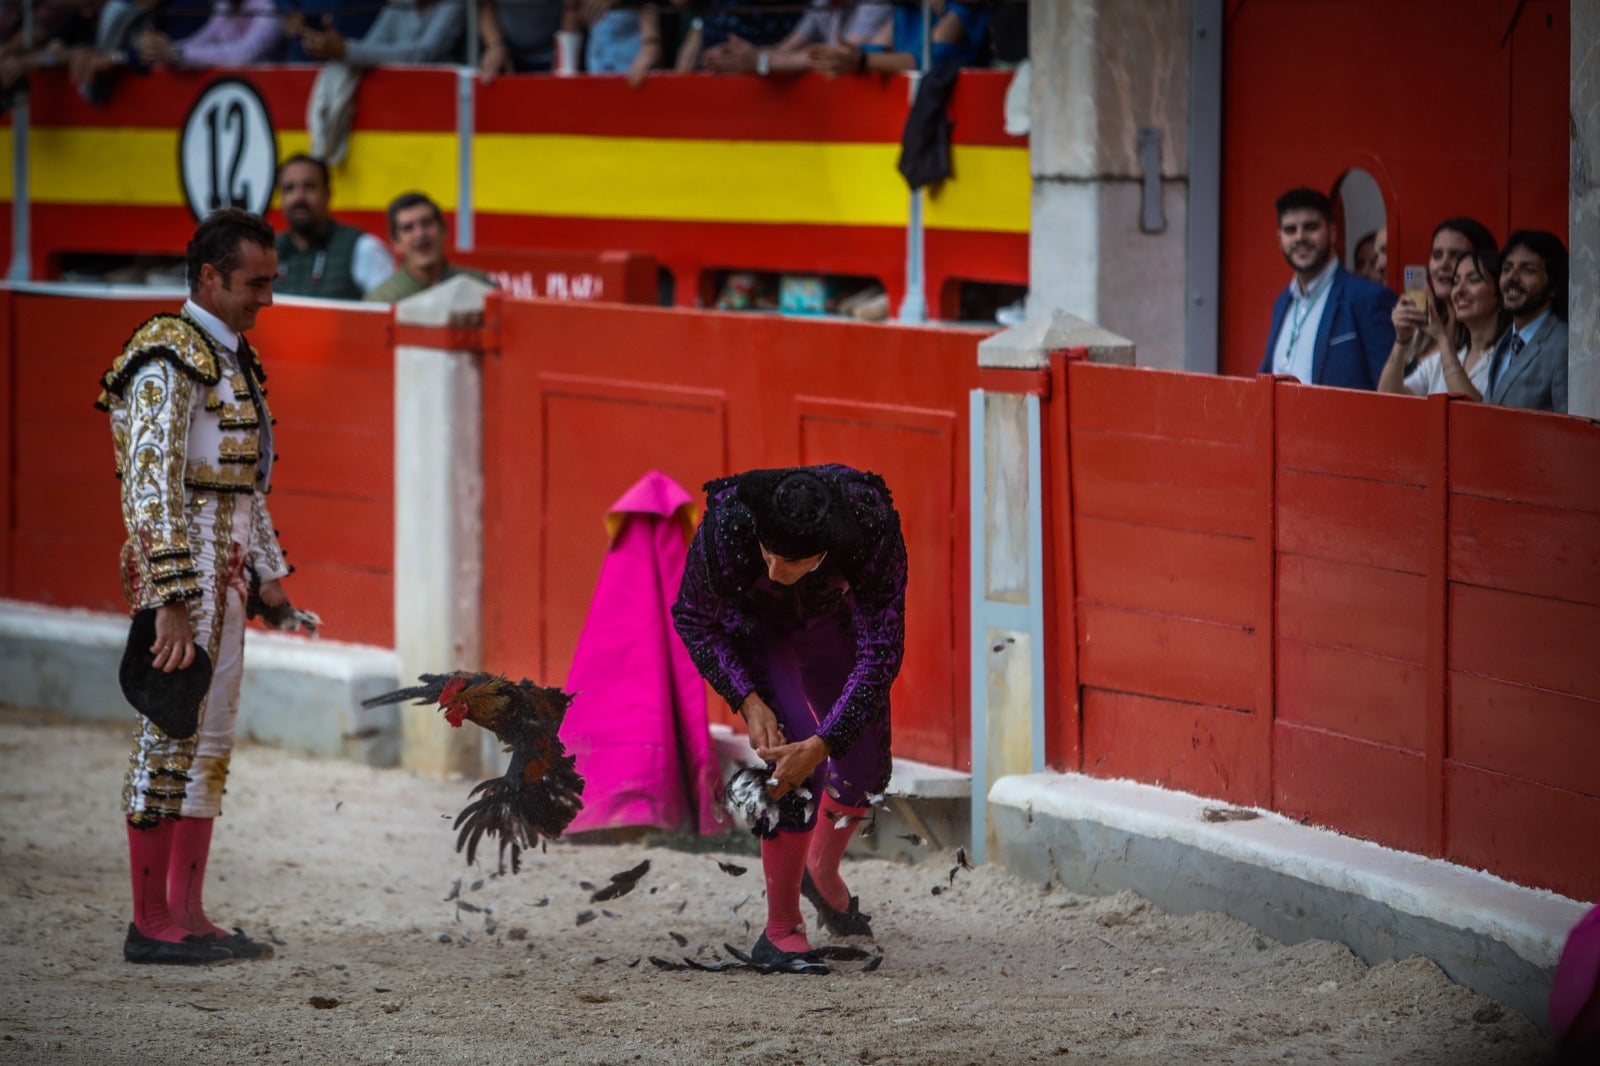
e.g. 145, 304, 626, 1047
97, 312, 290, 605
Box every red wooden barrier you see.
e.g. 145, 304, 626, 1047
1, 290, 394, 647
1046, 356, 1600, 900
451, 249, 658, 305
481, 296, 985, 770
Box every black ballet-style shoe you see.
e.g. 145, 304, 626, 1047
197, 927, 274, 960
801, 869, 874, 939
123, 923, 234, 966
749, 933, 830, 975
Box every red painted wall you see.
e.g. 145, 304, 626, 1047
1046, 354, 1600, 900
2, 292, 394, 647
1220, 0, 1571, 377
480, 296, 985, 770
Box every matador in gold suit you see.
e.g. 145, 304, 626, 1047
95, 209, 311, 964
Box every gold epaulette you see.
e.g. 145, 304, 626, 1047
94, 313, 222, 410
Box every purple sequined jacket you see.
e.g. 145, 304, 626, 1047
671, 465, 907, 756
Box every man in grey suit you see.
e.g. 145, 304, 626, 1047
1486, 230, 1568, 413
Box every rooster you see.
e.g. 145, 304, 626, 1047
362, 673, 585, 873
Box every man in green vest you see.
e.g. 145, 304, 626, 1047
274, 154, 396, 300
364, 192, 494, 304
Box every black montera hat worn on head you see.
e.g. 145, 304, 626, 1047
119, 607, 211, 740
736, 467, 857, 560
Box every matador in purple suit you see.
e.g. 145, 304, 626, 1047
673, 464, 907, 972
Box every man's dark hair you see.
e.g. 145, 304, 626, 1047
1352, 230, 1376, 267
386, 191, 444, 238
276, 153, 330, 190
186, 208, 275, 295
1275, 187, 1333, 223
1501, 229, 1569, 321
1432, 216, 1498, 255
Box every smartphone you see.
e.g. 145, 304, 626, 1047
1402, 265, 1429, 311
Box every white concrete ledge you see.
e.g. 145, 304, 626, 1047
710, 722, 971, 798
0, 600, 401, 765
989, 771, 1585, 1029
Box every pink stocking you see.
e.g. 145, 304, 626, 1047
127, 817, 186, 941
168, 816, 226, 937
761, 828, 812, 953
807, 801, 869, 911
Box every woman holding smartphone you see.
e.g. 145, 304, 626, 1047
1378, 247, 1507, 399
1382, 217, 1497, 390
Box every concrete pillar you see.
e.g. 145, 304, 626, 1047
392, 275, 493, 776
1028, 0, 1191, 371
1571, 1, 1599, 419
968, 312, 1134, 862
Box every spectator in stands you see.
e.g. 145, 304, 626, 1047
277, 0, 378, 63
274, 154, 394, 300
808, 0, 988, 75
1351, 230, 1379, 284
1388, 217, 1498, 374
364, 192, 491, 303
1484, 230, 1568, 413
701, 1, 890, 77
577, 1, 663, 87
1371, 225, 1388, 284
300, 0, 466, 66
134, 0, 282, 68
1258, 186, 1396, 389
0, 0, 102, 98
1378, 248, 1505, 400
476, 0, 560, 78
674, 0, 800, 71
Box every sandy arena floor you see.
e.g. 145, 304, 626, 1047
0, 710, 1549, 1065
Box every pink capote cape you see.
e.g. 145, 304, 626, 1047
558, 471, 722, 834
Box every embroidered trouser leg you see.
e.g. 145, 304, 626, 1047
122, 493, 252, 823
754, 612, 893, 823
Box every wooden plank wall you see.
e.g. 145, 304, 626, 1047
3, 293, 395, 648
1050, 359, 1600, 900
482, 297, 982, 770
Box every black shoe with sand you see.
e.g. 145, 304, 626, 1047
123, 923, 233, 966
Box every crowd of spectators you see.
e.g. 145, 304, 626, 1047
0, 0, 1021, 103
1265, 186, 1569, 414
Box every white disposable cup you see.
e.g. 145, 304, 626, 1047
555, 31, 582, 75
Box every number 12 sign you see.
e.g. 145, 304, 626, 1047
180, 78, 278, 221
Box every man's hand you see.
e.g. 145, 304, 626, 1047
807, 42, 858, 78
135, 29, 177, 65
703, 34, 757, 74
478, 40, 513, 82
738, 692, 785, 753
758, 735, 829, 799
151, 602, 196, 673
256, 577, 290, 609
301, 23, 347, 61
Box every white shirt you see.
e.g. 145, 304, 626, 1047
183, 299, 238, 353
1271, 260, 1338, 383
1403, 346, 1492, 397
352, 232, 397, 295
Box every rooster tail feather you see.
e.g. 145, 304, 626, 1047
360, 684, 437, 709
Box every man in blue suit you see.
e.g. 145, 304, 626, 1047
1259, 188, 1397, 388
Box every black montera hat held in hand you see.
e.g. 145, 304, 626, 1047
119, 607, 211, 740
736, 467, 859, 560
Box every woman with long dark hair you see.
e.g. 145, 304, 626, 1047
1379, 247, 1507, 400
